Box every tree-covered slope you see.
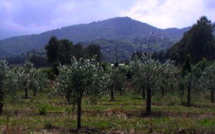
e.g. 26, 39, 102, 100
0, 17, 189, 57
82, 34, 174, 63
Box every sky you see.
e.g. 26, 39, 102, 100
0, 0, 215, 40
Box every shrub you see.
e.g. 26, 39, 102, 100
38, 106, 47, 115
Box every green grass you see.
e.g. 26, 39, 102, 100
0, 90, 215, 133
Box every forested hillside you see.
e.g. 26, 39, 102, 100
0, 17, 189, 57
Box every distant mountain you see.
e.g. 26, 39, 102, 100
162, 27, 190, 40
0, 17, 190, 57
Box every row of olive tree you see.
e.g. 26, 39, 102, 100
200, 62, 215, 103
0, 60, 17, 115
55, 54, 177, 129
55, 53, 215, 130
130, 53, 215, 114
181, 56, 215, 106
0, 60, 47, 115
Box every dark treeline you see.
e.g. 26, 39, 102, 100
4, 37, 102, 68
152, 16, 215, 65
45, 36, 102, 65
44, 37, 102, 75
5, 50, 49, 68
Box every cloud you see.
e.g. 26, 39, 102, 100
0, 0, 214, 39
120, 0, 215, 29
0, 0, 134, 39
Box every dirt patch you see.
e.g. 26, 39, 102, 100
69, 126, 106, 134
138, 111, 215, 119
152, 102, 164, 106
192, 104, 215, 109
0, 125, 26, 134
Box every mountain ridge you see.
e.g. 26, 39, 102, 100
0, 17, 190, 57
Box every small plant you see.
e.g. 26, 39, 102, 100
44, 123, 54, 130
64, 107, 73, 114
38, 106, 47, 115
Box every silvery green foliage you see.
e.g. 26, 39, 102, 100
130, 54, 144, 94
201, 63, 215, 90
130, 53, 176, 94
0, 60, 19, 102
108, 66, 126, 93
29, 69, 48, 95
178, 74, 186, 94
184, 66, 203, 93
156, 60, 177, 94
130, 54, 161, 90
17, 61, 34, 91
16, 61, 46, 97
56, 57, 107, 105
4, 69, 19, 102
0, 60, 10, 92
87, 65, 108, 103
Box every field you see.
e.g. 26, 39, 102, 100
0, 87, 215, 134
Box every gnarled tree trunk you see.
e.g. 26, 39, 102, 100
77, 99, 82, 130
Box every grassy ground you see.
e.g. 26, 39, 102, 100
0, 89, 215, 134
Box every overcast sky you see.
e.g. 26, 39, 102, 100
0, 0, 215, 39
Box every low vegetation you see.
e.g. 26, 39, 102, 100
0, 90, 215, 133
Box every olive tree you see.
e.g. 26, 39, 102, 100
17, 61, 35, 98
130, 54, 146, 99
130, 53, 175, 115
0, 60, 18, 114
183, 65, 203, 106
157, 60, 176, 96
201, 63, 215, 103
29, 69, 48, 96
107, 66, 126, 101
181, 55, 205, 106
182, 55, 192, 106
56, 57, 107, 130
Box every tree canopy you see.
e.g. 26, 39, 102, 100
45, 37, 102, 65
56, 57, 107, 129
168, 16, 215, 64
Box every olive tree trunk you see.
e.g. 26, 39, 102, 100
24, 82, 28, 98
77, 99, 82, 130
187, 80, 191, 106
179, 82, 184, 97
0, 83, 3, 115
0, 92, 3, 115
211, 88, 214, 103
110, 85, 115, 101
142, 86, 145, 99
146, 81, 151, 116
161, 85, 164, 97
25, 86, 28, 98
